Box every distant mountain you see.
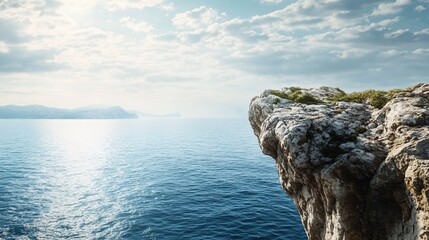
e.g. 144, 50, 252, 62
0, 105, 138, 119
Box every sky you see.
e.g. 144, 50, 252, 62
0, 0, 428, 118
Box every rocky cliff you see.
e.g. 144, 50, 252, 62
249, 83, 429, 240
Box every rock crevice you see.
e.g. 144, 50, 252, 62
249, 84, 429, 240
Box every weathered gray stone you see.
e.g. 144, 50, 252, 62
249, 84, 429, 240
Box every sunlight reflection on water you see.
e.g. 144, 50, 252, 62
33, 121, 122, 238
0, 119, 306, 239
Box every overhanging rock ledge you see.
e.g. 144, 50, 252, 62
248, 84, 429, 240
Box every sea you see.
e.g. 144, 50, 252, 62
0, 119, 306, 239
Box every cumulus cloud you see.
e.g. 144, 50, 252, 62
163, 0, 429, 87
101, 0, 164, 11
120, 17, 153, 33
172, 6, 225, 29
0, 1, 65, 72
0, 0, 428, 117
372, 0, 411, 16
161, 2, 174, 11
413, 49, 429, 56
415, 5, 426, 11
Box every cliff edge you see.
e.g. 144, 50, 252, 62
249, 83, 429, 240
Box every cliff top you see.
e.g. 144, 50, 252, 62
248, 83, 429, 240
261, 84, 425, 108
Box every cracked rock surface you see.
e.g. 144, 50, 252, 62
249, 84, 429, 240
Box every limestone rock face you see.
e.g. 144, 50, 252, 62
248, 84, 429, 240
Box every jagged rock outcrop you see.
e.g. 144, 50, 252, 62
249, 84, 429, 240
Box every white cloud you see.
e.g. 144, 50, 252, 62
415, 5, 426, 11
384, 28, 410, 39
415, 28, 429, 40
381, 49, 406, 57
120, 17, 153, 33
102, 0, 164, 11
172, 6, 225, 29
261, 0, 283, 3
331, 49, 371, 59
413, 49, 429, 56
372, 0, 411, 16
161, 2, 174, 11
416, 28, 429, 34
302, 17, 399, 44
1, 0, 428, 117
0, 41, 9, 53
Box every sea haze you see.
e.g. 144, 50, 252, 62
0, 119, 306, 239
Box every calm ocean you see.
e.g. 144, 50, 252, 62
0, 119, 305, 239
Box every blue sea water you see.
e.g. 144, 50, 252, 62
0, 119, 306, 239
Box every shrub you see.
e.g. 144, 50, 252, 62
270, 86, 410, 108
334, 87, 346, 95
270, 90, 289, 99
270, 89, 323, 105
273, 98, 280, 104
294, 93, 323, 104
329, 88, 410, 109
289, 87, 302, 93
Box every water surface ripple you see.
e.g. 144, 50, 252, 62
0, 119, 306, 239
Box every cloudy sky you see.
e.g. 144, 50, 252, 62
0, 0, 428, 118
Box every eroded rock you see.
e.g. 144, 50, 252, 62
249, 84, 429, 240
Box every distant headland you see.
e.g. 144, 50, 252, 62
0, 105, 181, 119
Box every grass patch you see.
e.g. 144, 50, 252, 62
270, 86, 412, 108
270, 89, 323, 105
329, 88, 411, 109
271, 90, 290, 99
335, 87, 346, 95
289, 87, 302, 93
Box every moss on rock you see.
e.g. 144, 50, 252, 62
270, 89, 323, 105
270, 86, 412, 108
329, 88, 411, 109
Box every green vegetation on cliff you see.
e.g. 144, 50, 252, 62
270, 89, 323, 105
270, 86, 412, 108
329, 88, 409, 109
